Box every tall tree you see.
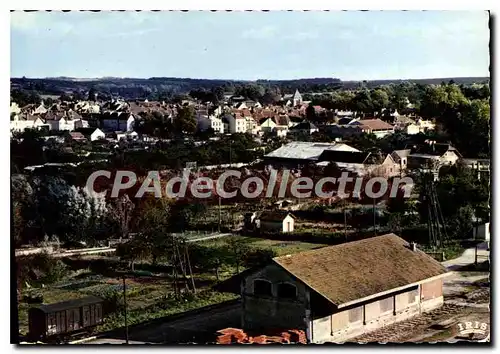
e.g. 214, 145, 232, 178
211, 86, 225, 105
306, 104, 316, 121
110, 194, 135, 240
371, 89, 390, 113
174, 105, 197, 135
261, 87, 281, 105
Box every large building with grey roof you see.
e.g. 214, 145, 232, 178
263, 141, 360, 168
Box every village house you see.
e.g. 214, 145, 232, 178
317, 150, 400, 178
406, 142, 462, 171
234, 101, 262, 110
245, 116, 260, 135
325, 124, 364, 138
270, 126, 288, 138
42, 135, 66, 144
210, 115, 225, 134
391, 149, 411, 173
257, 211, 295, 233
289, 121, 319, 136
10, 102, 21, 115
282, 90, 303, 107
217, 234, 448, 343
221, 113, 247, 134
101, 112, 136, 132
259, 116, 291, 136
259, 117, 277, 133
74, 100, 101, 114
33, 102, 48, 115
69, 132, 87, 142
10, 113, 49, 134
113, 131, 128, 141
350, 119, 395, 138
76, 127, 106, 141
197, 111, 225, 134
45, 114, 88, 131
405, 119, 436, 135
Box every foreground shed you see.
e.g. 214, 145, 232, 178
217, 234, 449, 343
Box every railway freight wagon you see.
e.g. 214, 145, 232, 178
28, 296, 104, 342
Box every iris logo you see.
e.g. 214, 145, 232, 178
456, 321, 489, 338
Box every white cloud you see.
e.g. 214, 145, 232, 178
10, 11, 76, 37
10, 11, 41, 31
284, 31, 319, 41
241, 25, 277, 39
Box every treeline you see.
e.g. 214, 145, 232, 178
11, 76, 488, 102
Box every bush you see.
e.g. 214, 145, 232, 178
89, 259, 116, 275
43, 260, 69, 284
242, 248, 277, 268
188, 244, 229, 270
17, 252, 69, 288
87, 286, 123, 314
23, 292, 44, 304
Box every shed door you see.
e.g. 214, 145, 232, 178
47, 313, 57, 335
73, 308, 81, 330
95, 303, 102, 324
56, 311, 66, 334
82, 306, 90, 327
67, 309, 74, 332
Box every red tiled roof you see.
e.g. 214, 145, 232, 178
358, 119, 394, 131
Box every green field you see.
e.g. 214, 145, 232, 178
198, 236, 327, 256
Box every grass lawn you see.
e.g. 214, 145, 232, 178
240, 237, 327, 256
199, 236, 327, 256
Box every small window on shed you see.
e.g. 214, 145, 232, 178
253, 279, 272, 296
407, 289, 419, 304
379, 297, 394, 313
277, 283, 297, 299
348, 306, 363, 324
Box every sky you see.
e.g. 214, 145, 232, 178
10, 10, 490, 81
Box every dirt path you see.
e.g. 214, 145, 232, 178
441, 242, 489, 271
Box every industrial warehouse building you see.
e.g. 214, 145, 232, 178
217, 234, 448, 343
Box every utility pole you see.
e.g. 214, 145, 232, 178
474, 219, 480, 265
218, 196, 222, 233
343, 201, 348, 241
475, 243, 478, 265
373, 197, 376, 236
122, 276, 129, 344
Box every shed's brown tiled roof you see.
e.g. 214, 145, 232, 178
273, 234, 447, 306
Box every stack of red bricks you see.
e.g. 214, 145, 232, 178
215, 328, 248, 344
288, 329, 307, 344
215, 328, 307, 344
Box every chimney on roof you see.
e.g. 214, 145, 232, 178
410, 242, 417, 251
